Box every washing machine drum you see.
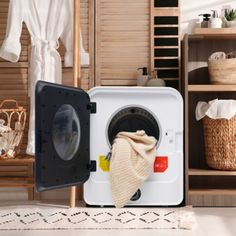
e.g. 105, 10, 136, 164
108, 107, 160, 144
35, 81, 184, 206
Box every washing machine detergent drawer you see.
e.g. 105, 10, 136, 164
35, 81, 184, 206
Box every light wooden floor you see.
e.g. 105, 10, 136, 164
0, 204, 235, 236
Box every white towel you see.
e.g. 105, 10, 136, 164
110, 130, 157, 208
195, 99, 236, 121
208, 52, 226, 60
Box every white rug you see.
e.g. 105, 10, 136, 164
0, 206, 196, 230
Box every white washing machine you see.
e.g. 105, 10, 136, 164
35, 81, 184, 206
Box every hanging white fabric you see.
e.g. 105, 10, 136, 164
0, 0, 89, 155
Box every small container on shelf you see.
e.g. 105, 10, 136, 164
199, 13, 211, 28
208, 10, 222, 28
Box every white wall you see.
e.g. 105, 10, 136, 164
181, 0, 236, 36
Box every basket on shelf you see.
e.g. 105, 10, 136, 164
208, 54, 236, 85
0, 100, 27, 159
202, 115, 236, 171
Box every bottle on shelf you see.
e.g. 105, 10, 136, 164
199, 13, 211, 28
137, 67, 150, 86
208, 10, 222, 28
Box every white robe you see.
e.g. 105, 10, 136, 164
0, 0, 89, 155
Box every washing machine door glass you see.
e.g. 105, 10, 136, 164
52, 104, 81, 161
35, 81, 91, 192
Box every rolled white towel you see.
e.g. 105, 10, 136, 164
208, 52, 226, 61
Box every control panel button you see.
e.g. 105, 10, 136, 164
99, 155, 110, 172
154, 156, 168, 173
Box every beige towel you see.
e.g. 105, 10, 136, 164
110, 130, 157, 208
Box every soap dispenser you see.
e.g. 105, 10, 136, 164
199, 13, 211, 28
208, 10, 222, 28
137, 67, 150, 86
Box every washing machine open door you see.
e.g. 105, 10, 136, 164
35, 81, 95, 192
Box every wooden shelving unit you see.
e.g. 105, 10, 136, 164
0, 155, 35, 200
150, 0, 181, 90
183, 33, 236, 206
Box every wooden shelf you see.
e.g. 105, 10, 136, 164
154, 35, 179, 38
154, 24, 179, 28
154, 46, 178, 49
189, 169, 236, 176
0, 183, 34, 187
0, 62, 29, 68
188, 84, 236, 92
0, 156, 34, 164
154, 56, 179, 59
0, 177, 34, 187
189, 189, 236, 195
193, 28, 236, 37
152, 7, 179, 14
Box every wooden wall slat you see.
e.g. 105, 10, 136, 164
95, 0, 150, 86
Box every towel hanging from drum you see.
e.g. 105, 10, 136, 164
110, 130, 157, 208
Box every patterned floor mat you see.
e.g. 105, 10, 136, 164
0, 206, 196, 230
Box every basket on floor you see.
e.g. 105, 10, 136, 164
202, 115, 236, 170
208, 58, 236, 85
0, 100, 27, 159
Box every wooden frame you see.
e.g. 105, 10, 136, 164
69, 0, 81, 208
150, 0, 181, 90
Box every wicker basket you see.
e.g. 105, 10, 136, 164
203, 115, 236, 171
0, 100, 26, 159
208, 58, 236, 84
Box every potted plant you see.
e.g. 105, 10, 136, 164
224, 9, 236, 27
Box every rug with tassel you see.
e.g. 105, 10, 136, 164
0, 206, 196, 230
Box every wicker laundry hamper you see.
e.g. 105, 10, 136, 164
202, 115, 236, 170
208, 58, 236, 84
0, 100, 26, 159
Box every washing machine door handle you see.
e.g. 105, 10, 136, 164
35, 81, 91, 192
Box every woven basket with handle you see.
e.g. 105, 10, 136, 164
0, 100, 27, 159
203, 115, 236, 171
